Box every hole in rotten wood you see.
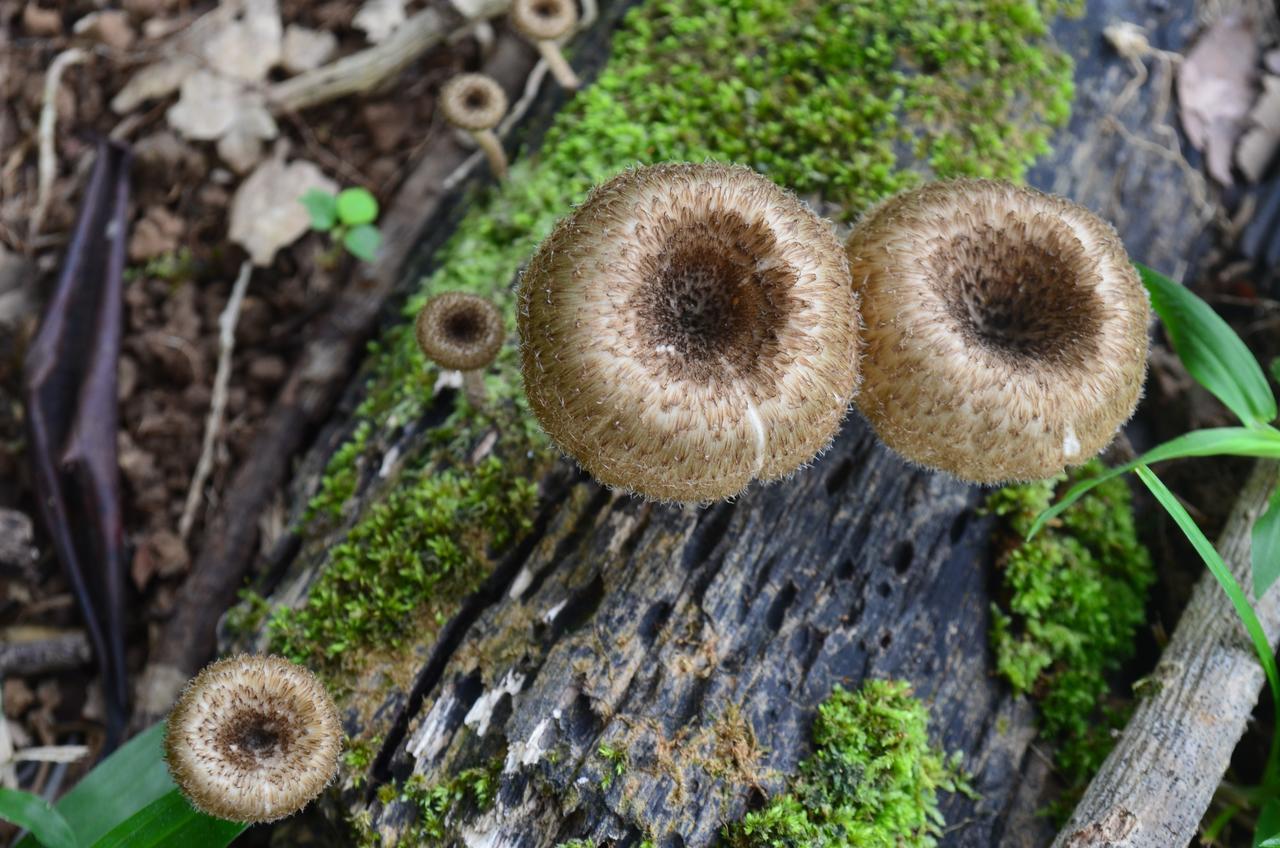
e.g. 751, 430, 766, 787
824, 456, 856, 495
640, 599, 673, 644
835, 557, 856, 580
877, 580, 892, 597
880, 630, 893, 650
949, 510, 971, 543
892, 540, 914, 574
683, 501, 736, 569
766, 581, 798, 632
546, 572, 606, 639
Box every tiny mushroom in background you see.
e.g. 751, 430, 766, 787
416, 291, 506, 407
518, 162, 861, 503
510, 0, 581, 90
164, 654, 342, 824
845, 179, 1150, 483
440, 73, 509, 179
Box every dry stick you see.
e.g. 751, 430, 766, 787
30, 49, 87, 243
179, 260, 253, 542
1053, 460, 1280, 848
131, 36, 542, 728
266, 0, 513, 113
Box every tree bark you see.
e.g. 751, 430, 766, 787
234, 2, 1216, 844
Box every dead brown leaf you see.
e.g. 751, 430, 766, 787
1177, 13, 1260, 185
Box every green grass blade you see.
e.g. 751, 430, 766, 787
0, 788, 77, 848
89, 790, 244, 848
16, 723, 173, 848
1028, 427, 1280, 539
1136, 464, 1280, 785
1136, 262, 1277, 427
1255, 485, 1280, 598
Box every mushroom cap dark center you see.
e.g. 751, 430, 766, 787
632, 215, 795, 385
933, 223, 1104, 367
463, 88, 490, 110
444, 309, 484, 345
217, 708, 290, 768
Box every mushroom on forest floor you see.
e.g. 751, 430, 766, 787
845, 179, 1150, 484
164, 654, 341, 824
416, 291, 505, 407
511, 0, 581, 90
440, 73, 509, 179
518, 162, 860, 503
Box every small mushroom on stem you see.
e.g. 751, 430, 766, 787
163, 654, 342, 824
844, 179, 1150, 483
439, 73, 509, 179
518, 162, 861, 503
510, 0, 581, 90
415, 291, 506, 407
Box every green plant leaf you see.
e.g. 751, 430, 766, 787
90, 790, 244, 848
16, 723, 172, 848
1256, 485, 1280, 598
1137, 262, 1277, 427
335, 188, 379, 227
1255, 797, 1280, 846
1028, 427, 1280, 539
0, 788, 77, 848
1136, 464, 1280, 787
300, 189, 338, 231
343, 224, 382, 262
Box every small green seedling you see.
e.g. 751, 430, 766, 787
300, 187, 383, 263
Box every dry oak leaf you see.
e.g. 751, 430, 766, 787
229, 155, 336, 266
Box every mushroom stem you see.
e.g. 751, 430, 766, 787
535, 40, 580, 90
471, 128, 508, 180
462, 369, 489, 408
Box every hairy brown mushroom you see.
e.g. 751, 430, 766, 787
845, 179, 1150, 483
164, 654, 342, 824
416, 291, 506, 406
510, 0, 581, 90
518, 162, 860, 503
440, 73, 509, 179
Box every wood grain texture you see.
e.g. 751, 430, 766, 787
235, 1, 1217, 844
1053, 462, 1280, 848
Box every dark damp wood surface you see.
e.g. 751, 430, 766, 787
238, 1, 1209, 844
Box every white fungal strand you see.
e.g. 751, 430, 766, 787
845, 179, 1150, 483
164, 654, 342, 824
517, 163, 860, 503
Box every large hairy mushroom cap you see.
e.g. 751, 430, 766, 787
439, 73, 507, 133
510, 0, 578, 41
164, 654, 342, 824
416, 291, 506, 371
518, 162, 860, 503
845, 179, 1150, 483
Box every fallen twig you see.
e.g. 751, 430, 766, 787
179, 260, 253, 542
266, 0, 512, 113
31, 48, 87, 242
1053, 461, 1280, 848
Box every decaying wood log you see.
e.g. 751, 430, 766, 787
233, 1, 1224, 844
1054, 461, 1280, 848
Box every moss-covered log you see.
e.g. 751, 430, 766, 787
223, 0, 1207, 844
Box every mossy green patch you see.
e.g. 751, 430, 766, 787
269, 453, 540, 675
289, 0, 1080, 696
986, 459, 1154, 786
724, 680, 971, 847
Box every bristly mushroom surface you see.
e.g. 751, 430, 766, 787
439, 73, 510, 178
510, 0, 581, 89
845, 179, 1150, 484
518, 162, 860, 503
164, 654, 342, 824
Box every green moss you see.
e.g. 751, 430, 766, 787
724, 680, 971, 847
269, 454, 540, 674
357, 756, 504, 844
304, 421, 371, 525
295, 0, 1080, 685
597, 742, 629, 790
986, 459, 1155, 785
